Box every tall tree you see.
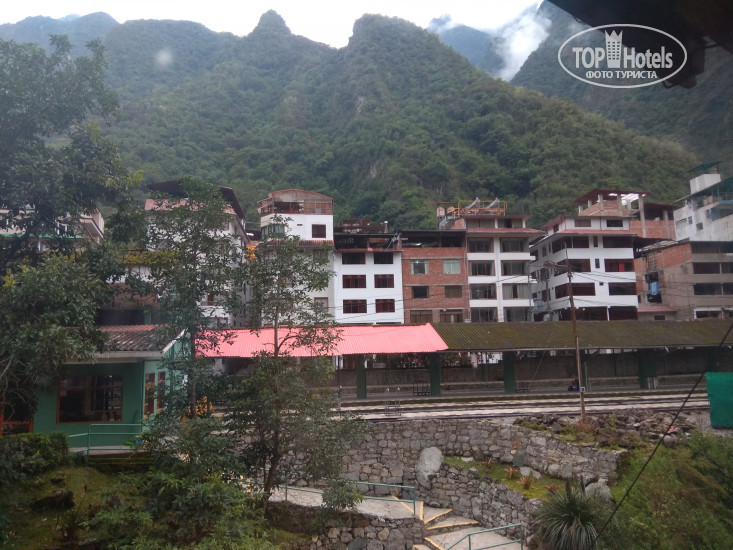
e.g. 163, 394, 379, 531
228, 218, 364, 507
0, 36, 136, 422
0, 35, 131, 269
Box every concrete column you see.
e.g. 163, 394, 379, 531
356, 356, 367, 399
503, 351, 517, 393
429, 354, 442, 396
638, 349, 658, 389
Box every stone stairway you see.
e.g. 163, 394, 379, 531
414, 505, 522, 550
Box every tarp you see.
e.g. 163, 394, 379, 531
201, 324, 448, 358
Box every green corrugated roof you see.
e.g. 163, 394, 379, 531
432, 320, 733, 351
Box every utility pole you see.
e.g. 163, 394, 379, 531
566, 268, 587, 423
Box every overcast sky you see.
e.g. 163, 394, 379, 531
1, 1, 541, 48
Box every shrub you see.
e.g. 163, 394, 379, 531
517, 475, 533, 490
534, 482, 610, 550
504, 466, 519, 479
0, 432, 70, 485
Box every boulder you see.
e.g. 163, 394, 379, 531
416, 447, 443, 489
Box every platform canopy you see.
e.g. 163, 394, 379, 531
201, 324, 449, 358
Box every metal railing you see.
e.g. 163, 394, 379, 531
248, 471, 418, 516
68, 423, 146, 455
445, 523, 523, 550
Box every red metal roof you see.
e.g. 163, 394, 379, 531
201, 324, 448, 358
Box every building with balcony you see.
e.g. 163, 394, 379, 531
531, 191, 639, 321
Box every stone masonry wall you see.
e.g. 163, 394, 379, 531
343, 418, 623, 493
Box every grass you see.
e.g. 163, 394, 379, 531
444, 456, 567, 500
0, 466, 125, 549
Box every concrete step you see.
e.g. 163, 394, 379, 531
426, 515, 481, 534
421, 505, 453, 526
425, 526, 523, 550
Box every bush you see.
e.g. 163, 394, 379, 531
534, 481, 611, 550
0, 432, 70, 485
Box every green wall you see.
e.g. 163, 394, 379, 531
33, 360, 162, 448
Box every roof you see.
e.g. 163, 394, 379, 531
147, 180, 245, 220
201, 324, 449, 358
101, 325, 165, 352
432, 320, 733, 352
572, 188, 650, 204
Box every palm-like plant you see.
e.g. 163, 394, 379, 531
534, 481, 608, 550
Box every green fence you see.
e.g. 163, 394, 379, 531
445, 523, 523, 550
68, 423, 146, 454
706, 372, 733, 428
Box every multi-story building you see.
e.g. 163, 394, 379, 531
531, 190, 640, 321
257, 189, 335, 319
333, 219, 404, 325
437, 199, 542, 323
637, 164, 733, 320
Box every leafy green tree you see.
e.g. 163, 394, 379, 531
0, 255, 105, 421
228, 219, 364, 507
0, 35, 132, 269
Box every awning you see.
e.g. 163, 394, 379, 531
201, 324, 448, 358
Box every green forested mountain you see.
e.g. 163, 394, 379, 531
2, 11, 697, 228
511, 1, 733, 175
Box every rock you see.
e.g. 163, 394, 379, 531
586, 480, 613, 502
520, 467, 532, 477
662, 434, 679, 448
416, 447, 443, 489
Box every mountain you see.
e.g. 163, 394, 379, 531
0, 13, 118, 56
510, 1, 733, 174
428, 18, 506, 77
1, 11, 697, 228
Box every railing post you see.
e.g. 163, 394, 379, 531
87, 425, 91, 455
285, 471, 289, 501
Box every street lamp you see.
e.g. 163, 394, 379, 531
544, 261, 587, 423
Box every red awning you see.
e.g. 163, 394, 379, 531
201, 324, 449, 358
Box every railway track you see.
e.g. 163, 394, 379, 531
339, 391, 710, 421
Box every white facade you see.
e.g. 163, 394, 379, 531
674, 171, 733, 242
531, 215, 638, 321
333, 249, 404, 324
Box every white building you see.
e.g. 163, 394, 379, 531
531, 191, 639, 321
674, 162, 733, 242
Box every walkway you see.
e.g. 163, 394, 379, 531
269, 487, 523, 549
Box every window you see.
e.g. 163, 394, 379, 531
144, 372, 166, 416
342, 274, 367, 288
374, 252, 393, 264
555, 283, 596, 298
375, 299, 395, 313
411, 259, 428, 275
500, 238, 526, 252
314, 297, 329, 312
412, 286, 429, 299
602, 236, 632, 248
502, 284, 529, 299
608, 283, 637, 295
443, 259, 461, 274
470, 261, 494, 276
560, 259, 591, 273
468, 239, 493, 252
595, 259, 600, 269
470, 307, 497, 322
374, 274, 394, 288
58, 375, 123, 423
439, 310, 463, 323
343, 300, 367, 313
692, 262, 720, 274
504, 307, 529, 322
501, 261, 528, 276
311, 224, 326, 238
606, 219, 624, 228
574, 218, 592, 227
410, 310, 433, 324
342, 252, 365, 264
605, 259, 634, 272
261, 223, 285, 237
444, 285, 462, 298
470, 284, 496, 299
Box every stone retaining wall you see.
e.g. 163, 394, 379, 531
344, 419, 624, 492
428, 462, 541, 531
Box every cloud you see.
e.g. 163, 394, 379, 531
495, 5, 551, 80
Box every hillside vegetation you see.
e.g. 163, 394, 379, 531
2, 11, 697, 227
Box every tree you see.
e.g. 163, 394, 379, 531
0, 255, 105, 423
228, 218, 364, 507
0, 35, 131, 269
0, 36, 136, 421
139, 177, 246, 419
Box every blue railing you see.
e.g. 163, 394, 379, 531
68, 423, 146, 455
445, 523, 524, 550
